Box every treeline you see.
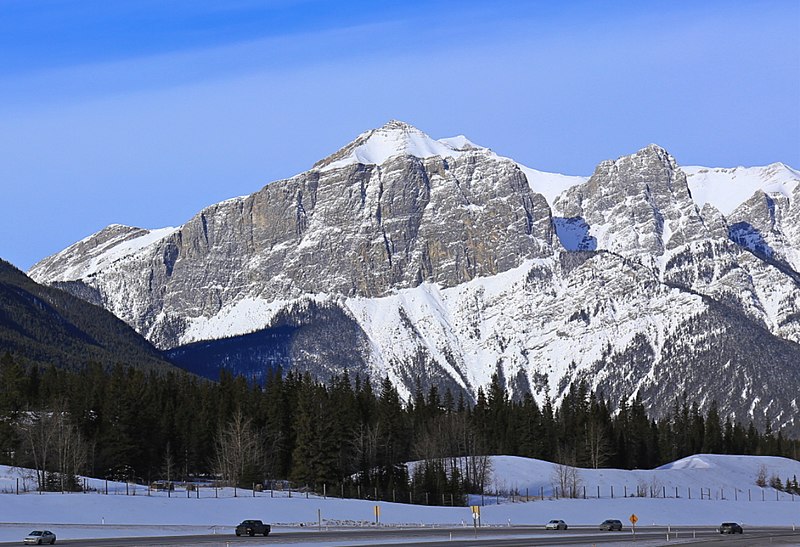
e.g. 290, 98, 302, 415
0, 352, 798, 504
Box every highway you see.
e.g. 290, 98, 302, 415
3, 525, 799, 546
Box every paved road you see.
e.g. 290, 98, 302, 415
4, 525, 799, 546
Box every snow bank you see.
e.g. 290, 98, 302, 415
1, 454, 799, 542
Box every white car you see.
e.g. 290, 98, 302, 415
23, 530, 56, 544
545, 519, 568, 530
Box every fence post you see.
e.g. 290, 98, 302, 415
688, 487, 691, 499
611, 485, 614, 499
675, 486, 678, 498
663, 486, 666, 498
624, 485, 627, 498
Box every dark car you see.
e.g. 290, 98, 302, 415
719, 522, 743, 534
599, 519, 623, 531
235, 520, 271, 537
23, 530, 56, 545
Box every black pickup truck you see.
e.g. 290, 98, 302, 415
235, 520, 271, 536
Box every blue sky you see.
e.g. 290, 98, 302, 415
2, 0, 799, 271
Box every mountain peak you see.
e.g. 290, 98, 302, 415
635, 143, 676, 165
594, 144, 677, 174
642, 143, 669, 153
314, 121, 471, 171
378, 119, 418, 132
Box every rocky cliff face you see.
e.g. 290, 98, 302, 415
554, 144, 710, 257
29, 123, 800, 434
554, 147, 800, 348
32, 122, 554, 348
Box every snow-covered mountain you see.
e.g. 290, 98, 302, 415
29, 121, 800, 434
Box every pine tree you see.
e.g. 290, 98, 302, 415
0, 352, 25, 412
703, 401, 723, 453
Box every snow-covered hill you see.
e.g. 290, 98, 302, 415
1, 454, 799, 542
487, 453, 800, 500
28, 121, 800, 433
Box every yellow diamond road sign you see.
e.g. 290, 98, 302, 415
629, 513, 638, 525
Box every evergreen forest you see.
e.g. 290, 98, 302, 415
1, 352, 798, 505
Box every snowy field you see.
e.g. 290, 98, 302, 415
1, 454, 799, 543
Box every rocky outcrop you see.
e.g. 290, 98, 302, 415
728, 186, 800, 272
554, 144, 709, 257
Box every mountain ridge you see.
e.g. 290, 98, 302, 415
27, 121, 800, 433
0, 259, 179, 373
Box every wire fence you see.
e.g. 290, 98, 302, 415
2, 477, 798, 505
493, 484, 799, 504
